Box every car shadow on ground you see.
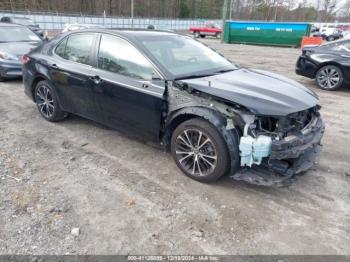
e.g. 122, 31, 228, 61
59, 114, 287, 189
7, 77, 329, 195
63, 114, 303, 195
1, 78, 23, 84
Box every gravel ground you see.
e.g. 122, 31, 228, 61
0, 39, 349, 255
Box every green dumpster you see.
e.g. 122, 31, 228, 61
224, 21, 311, 47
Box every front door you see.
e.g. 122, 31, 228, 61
90, 34, 165, 141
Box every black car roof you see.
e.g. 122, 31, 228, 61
64, 28, 177, 38
59, 28, 181, 49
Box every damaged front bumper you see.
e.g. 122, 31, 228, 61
231, 115, 325, 186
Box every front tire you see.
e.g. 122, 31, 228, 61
171, 118, 230, 183
34, 80, 68, 122
194, 31, 200, 38
315, 65, 343, 91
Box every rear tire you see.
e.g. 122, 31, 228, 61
315, 65, 343, 91
194, 31, 200, 38
171, 118, 231, 183
34, 80, 68, 122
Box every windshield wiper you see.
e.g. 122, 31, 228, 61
213, 68, 236, 74
175, 73, 216, 80
18, 40, 39, 42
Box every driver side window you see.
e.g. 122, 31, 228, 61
98, 34, 154, 80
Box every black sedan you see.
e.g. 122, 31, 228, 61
23, 29, 324, 186
0, 23, 42, 81
296, 39, 350, 90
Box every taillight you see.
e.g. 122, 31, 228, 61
21, 54, 30, 64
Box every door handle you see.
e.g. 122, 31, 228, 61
141, 83, 149, 89
50, 63, 59, 69
89, 75, 102, 85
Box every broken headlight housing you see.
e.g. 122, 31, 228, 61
252, 106, 320, 139
239, 106, 321, 168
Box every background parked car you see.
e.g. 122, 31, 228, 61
310, 25, 319, 34
189, 23, 222, 38
62, 23, 102, 33
0, 23, 42, 81
318, 25, 343, 41
325, 30, 343, 41
296, 39, 350, 90
0, 16, 45, 39
337, 24, 350, 32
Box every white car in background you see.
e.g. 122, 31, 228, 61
62, 23, 102, 33
319, 25, 336, 36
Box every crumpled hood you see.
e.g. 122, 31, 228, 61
178, 68, 319, 116
0, 41, 42, 57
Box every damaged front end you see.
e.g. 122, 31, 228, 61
165, 77, 325, 187
233, 106, 325, 186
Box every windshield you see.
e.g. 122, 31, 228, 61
0, 26, 41, 42
322, 39, 349, 47
328, 41, 350, 52
140, 34, 236, 79
12, 18, 36, 26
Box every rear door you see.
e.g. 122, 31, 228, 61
50, 33, 98, 120
90, 34, 165, 141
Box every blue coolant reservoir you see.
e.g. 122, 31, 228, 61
239, 134, 272, 167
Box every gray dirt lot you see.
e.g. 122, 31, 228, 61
0, 39, 349, 255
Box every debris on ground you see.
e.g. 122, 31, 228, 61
71, 228, 80, 237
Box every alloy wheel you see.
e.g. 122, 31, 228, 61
175, 129, 217, 176
317, 66, 341, 89
36, 85, 55, 118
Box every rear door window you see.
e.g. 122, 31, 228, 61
55, 38, 67, 58
55, 33, 95, 65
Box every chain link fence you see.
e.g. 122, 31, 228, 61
0, 10, 221, 32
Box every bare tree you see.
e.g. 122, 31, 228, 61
339, 0, 350, 20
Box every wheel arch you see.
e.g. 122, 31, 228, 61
315, 61, 345, 77
31, 75, 65, 110
162, 106, 240, 174
31, 75, 47, 101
